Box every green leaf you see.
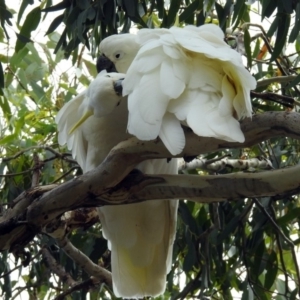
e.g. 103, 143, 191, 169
261, 0, 277, 19
252, 37, 261, 58
42, 0, 70, 12
232, 0, 245, 25
182, 228, 197, 272
179, 0, 200, 23
156, 0, 165, 19
252, 285, 269, 300
15, 7, 41, 52
290, 288, 299, 300
45, 14, 64, 36
217, 214, 240, 243
270, 13, 290, 61
0, 94, 11, 118
17, 0, 34, 25
15, 33, 33, 45
264, 250, 278, 290
252, 240, 266, 278
10, 46, 29, 69
277, 207, 300, 224
179, 201, 199, 235
76, 0, 90, 10
204, 0, 215, 14
289, 2, 300, 43
54, 27, 67, 54
122, 0, 136, 17
215, 0, 232, 30
83, 59, 98, 78
196, 9, 206, 26
0, 0, 13, 38
0, 61, 4, 90
232, 0, 246, 29
279, 0, 294, 13
241, 284, 254, 300
121, 0, 147, 28
0, 133, 18, 145
166, 0, 181, 27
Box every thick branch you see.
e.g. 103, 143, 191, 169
96, 164, 300, 203
1, 111, 300, 250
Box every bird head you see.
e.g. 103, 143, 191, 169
69, 72, 125, 134
98, 34, 140, 73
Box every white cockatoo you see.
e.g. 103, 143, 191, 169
100, 24, 257, 156
56, 71, 178, 298
56, 71, 126, 171
57, 23, 256, 299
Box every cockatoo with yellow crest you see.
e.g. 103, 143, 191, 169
56, 70, 178, 298
56, 23, 256, 299
100, 24, 256, 155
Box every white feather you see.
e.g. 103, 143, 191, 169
122, 24, 256, 155
56, 66, 179, 298
160, 59, 185, 99
159, 113, 185, 155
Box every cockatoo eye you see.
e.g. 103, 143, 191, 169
114, 52, 124, 59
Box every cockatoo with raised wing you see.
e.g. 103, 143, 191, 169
57, 23, 256, 299
99, 24, 256, 156
56, 71, 178, 298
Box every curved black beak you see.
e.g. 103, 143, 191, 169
114, 78, 124, 96
97, 55, 117, 73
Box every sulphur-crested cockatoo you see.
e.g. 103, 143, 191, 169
99, 24, 256, 156
56, 71, 178, 298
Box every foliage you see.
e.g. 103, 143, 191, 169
0, 0, 299, 300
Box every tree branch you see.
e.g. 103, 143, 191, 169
1, 111, 300, 251
178, 157, 273, 172
41, 246, 78, 287
56, 236, 112, 288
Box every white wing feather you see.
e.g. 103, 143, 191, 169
57, 78, 179, 298
55, 92, 88, 169
123, 24, 257, 155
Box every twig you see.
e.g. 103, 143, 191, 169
6, 66, 37, 106
31, 153, 42, 187
241, 23, 288, 76
41, 246, 78, 287
0, 167, 41, 177
252, 199, 294, 245
251, 91, 300, 107
242, 23, 300, 95
253, 198, 300, 296
257, 76, 299, 88
51, 166, 81, 184
2, 145, 76, 164
54, 277, 100, 300
0, 251, 41, 279
269, 204, 300, 295
56, 236, 112, 288
172, 271, 201, 300
239, 222, 261, 299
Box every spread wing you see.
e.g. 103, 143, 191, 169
123, 24, 256, 155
